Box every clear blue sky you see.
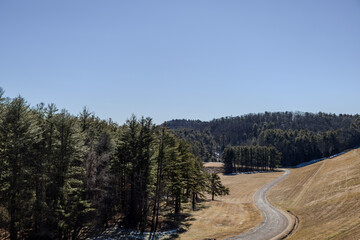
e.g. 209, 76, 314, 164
1, 0, 359, 124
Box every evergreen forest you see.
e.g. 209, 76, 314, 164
0, 88, 228, 240
166, 112, 360, 170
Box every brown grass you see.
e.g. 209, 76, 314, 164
203, 162, 224, 168
178, 171, 283, 240
268, 148, 360, 240
203, 162, 224, 174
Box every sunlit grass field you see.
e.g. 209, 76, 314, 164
269, 148, 360, 240
178, 163, 282, 239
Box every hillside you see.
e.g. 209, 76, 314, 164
165, 112, 360, 167
268, 148, 360, 239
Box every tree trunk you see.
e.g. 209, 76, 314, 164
129, 173, 138, 228
10, 195, 17, 240
175, 194, 181, 214
10, 155, 18, 240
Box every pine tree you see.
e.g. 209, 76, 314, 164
222, 146, 235, 174
28, 103, 49, 238
188, 157, 207, 210
112, 115, 155, 230
79, 109, 116, 230
208, 173, 229, 200
150, 127, 171, 234
0, 96, 39, 240
51, 110, 91, 239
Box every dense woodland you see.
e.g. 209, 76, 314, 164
166, 112, 360, 168
222, 146, 281, 174
0, 88, 228, 240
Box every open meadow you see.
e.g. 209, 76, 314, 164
178, 163, 283, 240
268, 148, 360, 240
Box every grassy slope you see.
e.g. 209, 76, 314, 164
179, 163, 282, 240
268, 148, 360, 240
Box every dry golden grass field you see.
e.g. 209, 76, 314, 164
202, 162, 225, 168
178, 162, 283, 240
268, 148, 360, 240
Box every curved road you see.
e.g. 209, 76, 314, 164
227, 169, 291, 240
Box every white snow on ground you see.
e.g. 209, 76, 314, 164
295, 147, 359, 168
295, 158, 326, 168
86, 227, 179, 240
228, 170, 278, 175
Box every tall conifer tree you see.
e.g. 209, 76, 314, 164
0, 97, 39, 240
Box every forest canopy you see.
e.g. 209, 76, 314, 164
165, 111, 360, 167
0, 87, 226, 240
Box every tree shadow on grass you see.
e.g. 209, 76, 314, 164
223, 169, 283, 176
85, 201, 212, 239
194, 199, 211, 211
163, 199, 214, 239
162, 212, 195, 239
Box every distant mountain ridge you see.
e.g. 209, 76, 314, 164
164, 111, 360, 166
165, 111, 358, 131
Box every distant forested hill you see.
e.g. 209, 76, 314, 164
165, 112, 360, 166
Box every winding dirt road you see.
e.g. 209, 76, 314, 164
227, 169, 291, 240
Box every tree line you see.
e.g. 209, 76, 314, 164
0, 88, 228, 240
222, 145, 281, 174
166, 112, 360, 166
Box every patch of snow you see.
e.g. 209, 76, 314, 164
295, 158, 325, 168
87, 227, 179, 240
295, 147, 359, 168
228, 170, 277, 175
